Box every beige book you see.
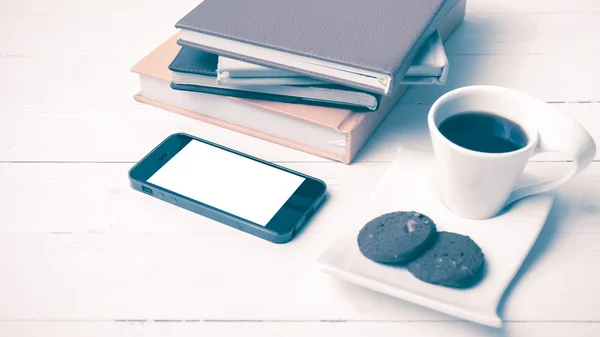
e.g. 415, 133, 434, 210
131, 0, 465, 164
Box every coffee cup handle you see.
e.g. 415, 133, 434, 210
507, 109, 596, 204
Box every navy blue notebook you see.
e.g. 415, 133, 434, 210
168, 46, 380, 112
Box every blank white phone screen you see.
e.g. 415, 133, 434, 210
147, 140, 306, 226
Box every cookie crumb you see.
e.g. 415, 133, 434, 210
406, 220, 417, 232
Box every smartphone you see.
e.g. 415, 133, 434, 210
128, 133, 327, 243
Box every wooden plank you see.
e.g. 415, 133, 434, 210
400, 54, 600, 104
1, 162, 600, 322
3, 12, 600, 56
0, 56, 141, 107
2, 45, 599, 108
0, 16, 180, 58
445, 13, 600, 55
467, 0, 600, 13
3, 0, 599, 17
0, 321, 599, 337
2, 103, 598, 163
2, 161, 600, 234
359, 103, 600, 162
0, 0, 197, 16
0, 104, 327, 163
0, 230, 598, 322
0, 162, 387, 234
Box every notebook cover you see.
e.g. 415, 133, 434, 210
217, 31, 449, 86
176, 0, 458, 95
169, 45, 218, 75
133, 0, 465, 163
170, 82, 376, 112
169, 46, 379, 112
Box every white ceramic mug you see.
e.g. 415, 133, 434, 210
428, 85, 596, 220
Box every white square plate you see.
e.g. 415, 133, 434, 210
317, 148, 554, 327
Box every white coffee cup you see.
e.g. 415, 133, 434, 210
428, 85, 596, 220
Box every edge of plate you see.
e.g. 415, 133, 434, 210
315, 147, 557, 328
316, 259, 504, 328
316, 191, 556, 328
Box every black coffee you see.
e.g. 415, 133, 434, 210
438, 112, 528, 153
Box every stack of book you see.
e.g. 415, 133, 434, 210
131, 0, 466, 164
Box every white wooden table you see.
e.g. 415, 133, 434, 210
2, 0, 600, 336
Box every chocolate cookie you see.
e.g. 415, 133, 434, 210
357, 211, 437, 264
408, 231, 485, 288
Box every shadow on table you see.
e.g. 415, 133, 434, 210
353, 14, 512, 162
398, 14, 522, 105
353, 65, 497, 160
353, 103, 433, 162
495, 196, 564, 320
329, 279, 504, 336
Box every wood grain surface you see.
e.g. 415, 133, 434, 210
1, 0, 599, 336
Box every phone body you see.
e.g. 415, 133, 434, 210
128, 133, 327, 243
